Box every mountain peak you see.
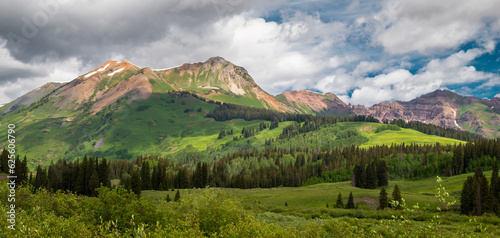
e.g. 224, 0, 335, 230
204, 56, 230, 65
280, 90, 350, 115
418, 89, 462, 101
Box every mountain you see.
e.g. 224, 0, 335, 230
275, 89, 499, 138
0, 57, 300, 165
0, 82, 63, 116
350, 90, 500, 138
153, 57, 295, 112
1, 57, 296, 118
276, 90, 351, 116
0, 57, 498, 167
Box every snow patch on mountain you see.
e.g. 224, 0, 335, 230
97, 63, 110, 72
451, 108, 462, 130
84, 71, 97, 78
108, 67, 125, 76
153, 65, 182, 71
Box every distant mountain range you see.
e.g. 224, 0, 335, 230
0, 56, 499, 167
1, 57, 499, 139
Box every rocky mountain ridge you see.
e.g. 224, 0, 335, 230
1, 57, 499, 138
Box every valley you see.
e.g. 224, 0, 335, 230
0, 57, 499, 237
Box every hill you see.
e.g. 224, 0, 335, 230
2, 57, 499, 139
353, 90, 500, 138
277, 89, 500, 138
0, 57, 488, 167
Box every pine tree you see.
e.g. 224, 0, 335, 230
491, 160, 499, 198
166, 194, 171, 202
86, 157, 95, 196
17, 156, 28, 184
47, 163, 58, 192
346, 192, 355, 209
89, 170, 100, 197
0, 149, 8, 174
453, 144, 464, 175
392, 184, 403, 210
130, 169, 142, 197
76, 156, 87, 195
98, 158, 110, 188
472, 167, 487, 216
201, 163, 209, 187
33, 165, 46, 192
141, 161, 151, 190
158, 165, 167, 190
151, 166, 159, 190
335, 193, 343, 208
490, 160, 499, 214
379, 187, 389, 210
71, 160, 80, 193
366, 162, 377, 189
193, 162, 203, 188
174, 167, 189, 189
218, 130, 226, 139
359, 165, 367, 188
377, 160, 388, 187
461, 176, 474, 215
174, 190, 181, 202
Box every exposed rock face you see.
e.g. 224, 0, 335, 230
51, 60, 142, 111
156, 56, 296, 112
3, 57, 499, 138
284, 89, 500, 138
280, 90, 351, 115
350, 90, 500, 138
3, 57, 297, 117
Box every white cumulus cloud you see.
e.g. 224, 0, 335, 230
375, 0, 500, 55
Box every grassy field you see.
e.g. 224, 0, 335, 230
1, 170, 499, 237
144, 171, 493, 214
141, 171, 500, 237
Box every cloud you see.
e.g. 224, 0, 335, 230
0, 0, 499, 106
316, 46, 498, 106
0, 39, 84, 103
374, 0, 500, 55
352, 61, 383, 76
132, 11, 350, 94
0, 0, 353, 99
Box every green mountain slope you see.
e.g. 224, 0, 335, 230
0, 92, 464, 169
0, 58, 473, 168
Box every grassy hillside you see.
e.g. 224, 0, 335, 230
0, 93, 297, 168
1, 101, 465, 170
353, 122, 464, 148
270, 122, 463, 150
0, 90, 466, 170
458, 102, 500, 138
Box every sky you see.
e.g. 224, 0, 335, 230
0, 0, 499, 106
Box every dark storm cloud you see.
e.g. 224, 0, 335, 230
0, 66, 41, 83
0, 0, 499, 106
0, 0, 260, 64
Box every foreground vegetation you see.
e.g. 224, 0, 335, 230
1, 173, 499, 237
